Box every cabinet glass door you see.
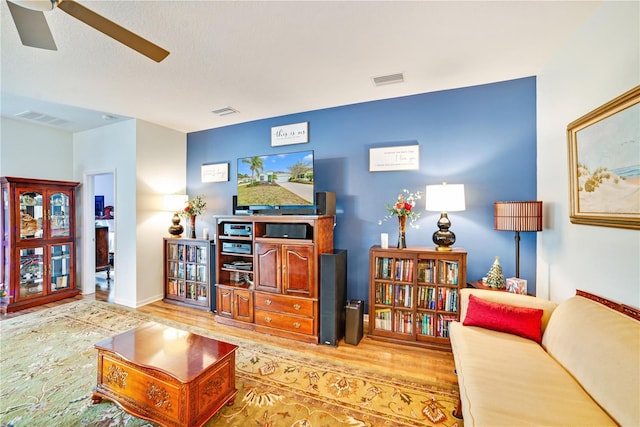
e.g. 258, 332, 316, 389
50, 244, 72, 291
19, 247, 44, 298
50, 192, 70, 237
19, 191, 43, 239
2, 187, 8, 242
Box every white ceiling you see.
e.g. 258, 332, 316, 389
1, 1, 602, 134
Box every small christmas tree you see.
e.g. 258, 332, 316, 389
486, 256, 506, 289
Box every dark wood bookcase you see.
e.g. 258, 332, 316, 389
163, 237, 213, 309
368, 245, 467, 350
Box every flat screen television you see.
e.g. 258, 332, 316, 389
237, 149, 315, 214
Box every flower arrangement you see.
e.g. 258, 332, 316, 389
382, 189, 423, 227
180, 195, 207, 217
0, 283, 8, 298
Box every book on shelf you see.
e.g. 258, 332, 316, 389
436, 287, 459, 312
394, 310, 413, 334
394, 258, 414, 282
375, 282, 393, 305
375, 257, 393, 280
438, 260, 459, 285
417, 312, 435, 336
394, 284, 413, 308
417, 259, 435, 283
374, 308, 392, 331
437, 314, 458, 338
417, 285, 436, 309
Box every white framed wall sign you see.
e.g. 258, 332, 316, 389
201, 162, 229, 183
271, 122, 309, 146
369, 145, 420, 172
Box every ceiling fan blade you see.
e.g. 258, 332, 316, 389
56, 0, 169, 62
6, 0, 57, 50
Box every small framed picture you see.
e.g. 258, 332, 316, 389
201, 162, 229, 183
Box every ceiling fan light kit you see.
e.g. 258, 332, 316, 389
7, 0, 170, 62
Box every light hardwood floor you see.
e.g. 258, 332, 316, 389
2, 282, 459, 388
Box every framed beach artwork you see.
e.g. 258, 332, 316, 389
567, 85, 640, 230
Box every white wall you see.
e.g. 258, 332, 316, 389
74, 120, 138, 305
74, 119, 186, 308
537, 1, 640, 306
0, 118, 74, 179
135, 120, 187, 305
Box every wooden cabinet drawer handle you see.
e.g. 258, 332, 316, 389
293, 322, 301, 329
265, 316, 272, 323
293, 304, 301, 311
265, 299, 272, 305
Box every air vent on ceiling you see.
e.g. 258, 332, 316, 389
15, 110, 70, 127
212, 107, 239, 116
372, 72, 405, 86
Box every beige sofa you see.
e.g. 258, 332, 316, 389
450, 288, 640, 426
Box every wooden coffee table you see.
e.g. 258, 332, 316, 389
92, 322, 238, 427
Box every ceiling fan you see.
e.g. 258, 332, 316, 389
6, 0, 169, 62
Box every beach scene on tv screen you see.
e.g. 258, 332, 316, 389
237, 151, 314, 206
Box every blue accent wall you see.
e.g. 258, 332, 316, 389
187, 77, 538, 305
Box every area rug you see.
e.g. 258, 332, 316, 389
0, 300, 462, 427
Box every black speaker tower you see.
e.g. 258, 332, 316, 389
319, 249, 347, 346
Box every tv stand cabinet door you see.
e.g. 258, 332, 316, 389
217, 286, 234, 318
255, 243, 282, 293
282, 244, 314, 298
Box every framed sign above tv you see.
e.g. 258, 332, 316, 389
271, 122, 309, 147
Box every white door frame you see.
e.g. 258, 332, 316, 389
81, 169, 116, 296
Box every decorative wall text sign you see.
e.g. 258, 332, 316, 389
271, 122, 309, 146
369, 145, 420, 172
201, 162, 229, 183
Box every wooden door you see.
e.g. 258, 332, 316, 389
255, 242, 281, 293
282, 244, 314, 297
217, 286, 234, 318
234, 288, 254, 322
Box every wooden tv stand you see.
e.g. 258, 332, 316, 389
214, 215, 335, 344
92, 322, 238, 427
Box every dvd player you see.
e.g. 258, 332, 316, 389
222, 242, 252, 254
222, 261, 253, 270
224, 223, 252, 236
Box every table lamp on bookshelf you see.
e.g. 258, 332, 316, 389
164, 194, 188, 237
494, 201, 543, 278
425, 182, 466, 251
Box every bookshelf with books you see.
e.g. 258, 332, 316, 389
369, 245, 467, 350
163, 237, 212, 309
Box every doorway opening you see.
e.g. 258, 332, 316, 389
92, 173, 115, 303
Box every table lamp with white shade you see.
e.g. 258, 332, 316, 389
425, 182, 466, 251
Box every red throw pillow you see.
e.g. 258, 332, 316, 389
463, 294, 544, 343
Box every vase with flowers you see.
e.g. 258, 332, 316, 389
382, 189, 422, 249
180, 195, 207, 238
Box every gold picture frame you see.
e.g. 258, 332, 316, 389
567, 85, 640, 230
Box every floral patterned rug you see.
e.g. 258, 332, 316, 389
0, 300, 462, 427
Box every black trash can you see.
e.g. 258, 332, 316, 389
345, 300, 364, 345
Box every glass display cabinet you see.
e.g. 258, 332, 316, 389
1, 177, 80, 312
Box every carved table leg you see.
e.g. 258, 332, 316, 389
452, 396, 463, 419
91, 392, 104, 404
